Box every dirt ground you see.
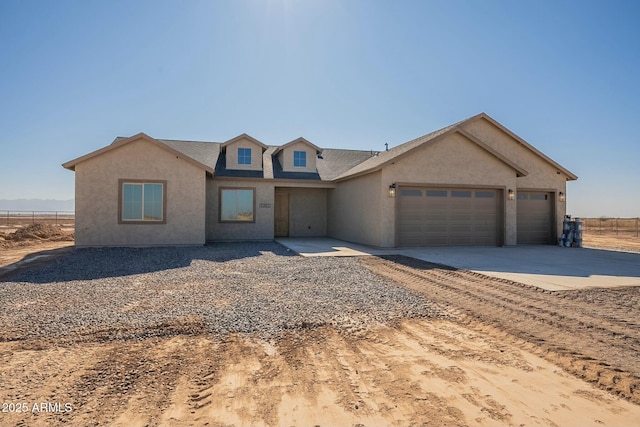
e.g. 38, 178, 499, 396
0, 224, 74, 273
583, 233, 640, 252
1, 234, 639, 426
2, 319, 638, 427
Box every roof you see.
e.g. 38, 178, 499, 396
214, 151, 264, 178
333, 121, 462, 181
62, 113, 577, 183
272, 156, 321, 180
159, 139, 220, 170
316, 149, 375, 181
62, 133, 215, 175
334, 113, 577, 181
471, 113, 578, 181
273, 137, 322, 156
221, 133, 268, 150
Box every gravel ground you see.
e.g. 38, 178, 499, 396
0, 242, 444, 342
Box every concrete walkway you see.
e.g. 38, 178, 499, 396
275, 237, 640, 291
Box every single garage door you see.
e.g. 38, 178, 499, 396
398, 187, 500, 247
517, 191, 554, 244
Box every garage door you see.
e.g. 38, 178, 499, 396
398, 187, 500, 247
517, 191, 554, 244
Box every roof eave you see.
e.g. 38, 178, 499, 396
62, 132, 152, 171
334, 126, 530, 181
221, 133, 268, 151
333, 127, 461, 181
472, 113, 578, 181
62, 132, 215, 175
455, 128, 529, 177
273, 137, 322, 156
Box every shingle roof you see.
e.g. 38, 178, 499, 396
63, 133, 215, 174
65, 113, 577, 182
331, 112, 579, 181
333, 121, 461, 181
262, 147, 372, 180
316, 149, 375, 181
273, 137, 322, 156
220, 133, 268, 150
271, 156, 321, 180
214, 152, 264, 178
158, 139, 220, 170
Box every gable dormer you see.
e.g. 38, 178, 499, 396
273, 137, 322, 173
221, 133, 267, 171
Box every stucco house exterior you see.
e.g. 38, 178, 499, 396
62, 113, 577, 248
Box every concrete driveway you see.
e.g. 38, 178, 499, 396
275, 237, 640, 291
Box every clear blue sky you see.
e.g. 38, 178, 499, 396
1, 0, 639, 217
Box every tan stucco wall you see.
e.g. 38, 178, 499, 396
380, 133, 517, 246
328, 171, 382, 246
74, 138, 206, 246
278, 142, 317, 173
276, 187, 327, 237
206, 179, 275, 241
224, 138, 263, 171
461, 118, 569, 238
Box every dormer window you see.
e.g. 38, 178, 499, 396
238, 148, 252, 165
293, 151, 307, 168
273, 137, 321, 174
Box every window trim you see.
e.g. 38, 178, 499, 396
293, 150, 307, 168
237, 147, 252, 165
118, 179, 167, 225
218, 187, 256, 223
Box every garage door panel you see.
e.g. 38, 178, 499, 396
424, 215, 448, 223
398, 186, 499, 247
399, 216, 424, 224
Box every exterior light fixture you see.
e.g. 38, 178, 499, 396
508, 189, 515, 200
389, 183, 396, 198
559, 191, 566, 202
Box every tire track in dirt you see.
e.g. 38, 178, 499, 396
416, 267, 640, 355
360, 255, 640, 405
66, 338, 188, 426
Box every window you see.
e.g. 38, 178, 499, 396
293, 150, 306, 167
451, 190, 472, 198
426, 190, 448, 197
238, 148, 252, 165
400, 189, 422, 197
220, 188, 255, 222
475, 191, 495, 198
119, 180, 165, 223
530, 194, 548, 201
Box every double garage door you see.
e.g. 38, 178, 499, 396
398, 186, 500, 247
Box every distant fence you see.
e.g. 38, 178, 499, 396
1, 210, 75, 227
582, 217, 640, 237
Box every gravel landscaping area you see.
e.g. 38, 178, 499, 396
0, 242, 444, 342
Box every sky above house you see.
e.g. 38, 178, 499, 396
1, 0, 639, 217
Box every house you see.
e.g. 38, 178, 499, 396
62, 113, 577, 247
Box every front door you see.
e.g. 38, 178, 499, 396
274, 192, 289, 237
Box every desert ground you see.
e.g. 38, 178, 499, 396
0, 225, 639, 426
